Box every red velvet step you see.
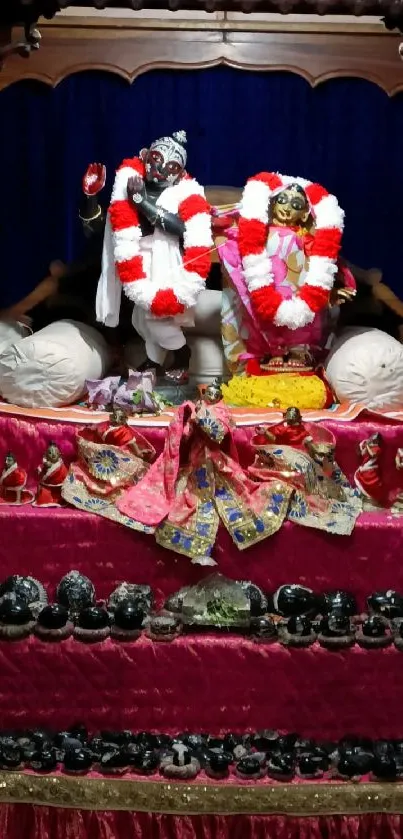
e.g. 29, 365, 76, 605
1, 632, 403, 740
0, 506, 401, 610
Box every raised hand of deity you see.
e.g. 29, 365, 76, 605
82, 163, 106, 197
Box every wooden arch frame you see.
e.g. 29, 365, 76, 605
1, 14, 403, 95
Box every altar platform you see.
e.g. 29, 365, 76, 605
1, 398, 403, 486
1, 398, 403, 606
2, 631, 403, 740
1, 505, 402, 609
2, 400, 403, 832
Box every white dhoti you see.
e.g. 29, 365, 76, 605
96, 218, 194, 363
131, 233, 194, 364
131, 307, 193, 365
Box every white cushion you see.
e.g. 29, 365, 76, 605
325, 327, 403, 410
0, 321, 30, 354
0, 320, 111, 407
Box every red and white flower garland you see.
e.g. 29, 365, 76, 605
238, 172, 345, 330
109, 157, 213, 318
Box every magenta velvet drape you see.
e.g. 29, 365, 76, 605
1, 413, 403, 485
2, 633, 403, 739
0, 505, 401, 610
0, 806, 402, 839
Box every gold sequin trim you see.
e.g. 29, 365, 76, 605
0, 774, 402, 815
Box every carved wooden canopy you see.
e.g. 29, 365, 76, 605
1, 12, 403, 96
2, 0, 403, 95
3, 0, 403, 25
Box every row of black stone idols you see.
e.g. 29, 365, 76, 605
2, 574, 403, 646
0, 728, 402, 782
3, 600, 403, 648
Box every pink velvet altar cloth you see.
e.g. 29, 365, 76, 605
1, 505, 403, 609
0, 808, 400, 839
2, 632, 403, 739
1, 412, 403, 489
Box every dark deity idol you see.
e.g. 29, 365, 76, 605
91, 131, 212, 383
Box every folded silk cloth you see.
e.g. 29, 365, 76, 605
117, 401, 293, 560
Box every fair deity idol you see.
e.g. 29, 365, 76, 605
220, 172, 355, 410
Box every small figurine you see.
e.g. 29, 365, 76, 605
392, 448, 403, 512
0, 453, 34, 506
254, 408, 312, 449
354, 433, 387, 508
97, 407, 154, 460
34, 442, 68, 508
202, 379, 223, 405
221, 172, 348, 408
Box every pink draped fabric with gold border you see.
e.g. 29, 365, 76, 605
0, 806, 401, 839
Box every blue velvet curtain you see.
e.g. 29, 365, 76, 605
0, 67, 402, 307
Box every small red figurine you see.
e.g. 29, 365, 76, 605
33, 442, 68, 508
0, 452, 34, 505
253, 407, 312, 449
96, 407, 154, 461
354, 432, 386, 507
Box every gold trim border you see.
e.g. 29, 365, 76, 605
0, 773, 403, 815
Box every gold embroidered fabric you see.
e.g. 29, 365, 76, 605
0, 773, 402, 816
